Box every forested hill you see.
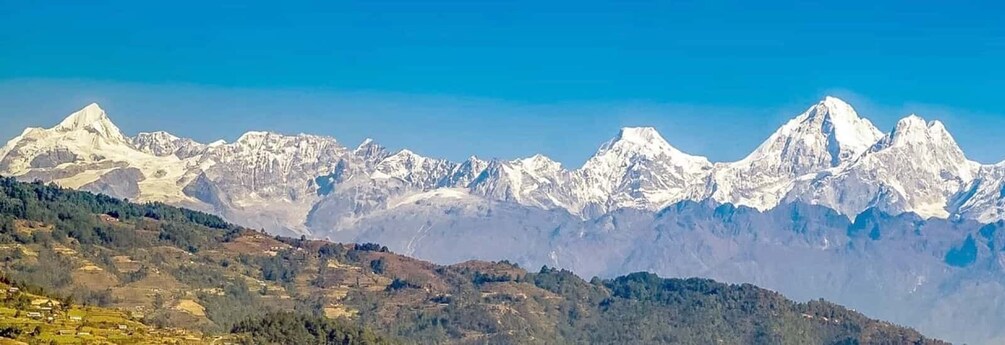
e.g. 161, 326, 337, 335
0, 176, 947, 344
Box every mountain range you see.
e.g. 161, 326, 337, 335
3, 97, 1005, 343
3, 97, 1002, 231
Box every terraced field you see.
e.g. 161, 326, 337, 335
0, 280, 216, 344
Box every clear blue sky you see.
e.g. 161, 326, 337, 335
2, 1, 1004, 164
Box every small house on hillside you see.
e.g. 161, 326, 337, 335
32, 299, 59, 307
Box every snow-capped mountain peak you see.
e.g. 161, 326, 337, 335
594, 127, 708, 165
786, 113, 978, 219
370, 150, 417, 179
353, 138, 386, 157
391, 149, 421, 160
518, 154, 563, 171
882, 115, 958, 149
439, 155, 488, 188
351, 138, 390, 170
53, 103, 128, 143
888, 115, 927, 141
868, 115, 968, 170
0, 104, 204, 203
588, 126, 711, 171
815, 96, 884, 155
741, 96, 882, 167
611, 126, 667, 149
56, 103, 108, 129
355, 138, 377, 151
576, 127, 712, 212
235, 131, 273, 143
709, 96, 884, 211
370, 149, 456, 188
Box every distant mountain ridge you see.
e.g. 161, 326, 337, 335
4, 97, 1005, 344
0, 177, 948, 344
2, 97, 1002, 233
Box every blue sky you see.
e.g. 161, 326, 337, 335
2, 1, 1004, 164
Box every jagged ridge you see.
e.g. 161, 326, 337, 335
1, 97, 1000, 234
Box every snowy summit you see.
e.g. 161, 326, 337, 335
0, 96, 1002, 229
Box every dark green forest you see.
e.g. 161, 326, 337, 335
232, 312, 397, 345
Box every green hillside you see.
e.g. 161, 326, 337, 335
0, 275, 209, 344
0, 177, 946, 344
